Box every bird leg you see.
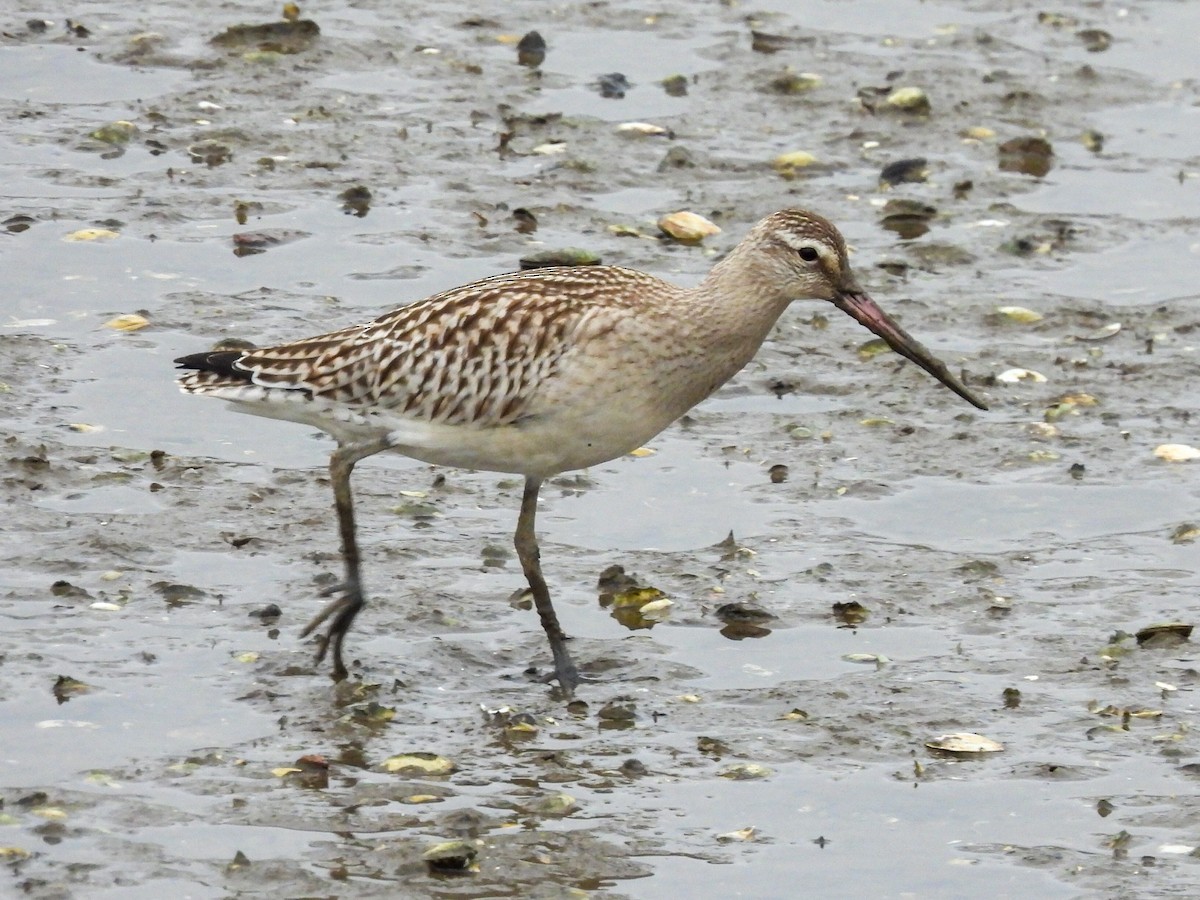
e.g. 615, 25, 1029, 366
514, 477, 581, 696
301, 436, 392, 680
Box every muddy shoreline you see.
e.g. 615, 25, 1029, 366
2, 1, 1198, 897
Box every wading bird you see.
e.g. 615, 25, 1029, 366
175, 209, 986, 695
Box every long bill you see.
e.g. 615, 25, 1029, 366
832, 291, 988, 411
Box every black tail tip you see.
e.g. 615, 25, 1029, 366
174, 349, 246, 378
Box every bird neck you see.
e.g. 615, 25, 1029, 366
691, 247, 795, 359
635, 250, 795, 418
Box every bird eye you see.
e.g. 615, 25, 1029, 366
797, 246, 819, 262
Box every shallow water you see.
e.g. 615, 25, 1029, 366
3, 1, 1199, 897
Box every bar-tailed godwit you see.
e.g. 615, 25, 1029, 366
175, 209, 987, 695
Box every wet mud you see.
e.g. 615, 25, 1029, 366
2, 1, 1199, 897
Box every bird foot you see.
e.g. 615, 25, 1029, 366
300, 580, 365, 681
537, 659, 598, 698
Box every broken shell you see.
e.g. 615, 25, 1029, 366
211, 19, 320, 52
617, 122, 670, 137
996, 368, 1048, 383
1155, 444, 1200, 462
104, 313, 150, 332
188, 140, 232, 166
516, 30, 546, 67
751, 31, 793, 54
610, 586, 666, 609
719, 763, 772, 780
1170, 524, 1200, 544
505, 719, 538, 737
422, 840, 479, 871
996, 305, 1043, 324
1128, 708, 1163, 719
1043, 401, 1081, 422
769, 70, 822, 94
658, 211, 721, 243
878, 198, 936, 239
347, 701, 395, 725
857, 338, 891, 359
1075, 322, 1121, 341
717, 826, 759, 843
885, 86, 930, 114
879, 158, 928, 186
999, 137, 1054, 177
1077, 29, 1112, 52
593, 72, 631, 98
1038, 12, 1078, 27
1135, 622, 1192, 646
715, 602, 774, 624
52, 675, 91, 701
925, 732, 1004, 755
832, 600, 869, 626
65, 228, 119, 242
598, 702, 637, 722
1081, 129, 1105, 153
842, 652, 889, 665
381, 752, 457, 776
89, 121, 138, 144
400, 794, 443, 804
773, 151, 819, 179
511, 208, 537, 234
1025, 422, 1059, 439
30, 807, 68, 821
638, 597, 674, 616
519, 248, 601, 269
1060, 392, 1094, 408
535, 792, 578, 816
660, 74, 688, 96
1056, 396, 1094, 415
962, 126, 995, 141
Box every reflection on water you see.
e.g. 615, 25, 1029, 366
831, 477, 1198, 554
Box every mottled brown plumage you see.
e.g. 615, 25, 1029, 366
176, 208, 986, 694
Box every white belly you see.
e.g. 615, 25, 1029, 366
229, 394, 672, 478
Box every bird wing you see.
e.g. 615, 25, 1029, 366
187, 267, 658, 428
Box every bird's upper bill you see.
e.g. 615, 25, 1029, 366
832, 290, 988, 410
